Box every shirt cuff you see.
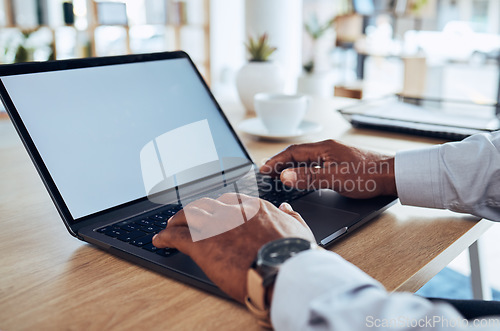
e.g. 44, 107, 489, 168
270, 249, 384, 330
395, 145, 443, 209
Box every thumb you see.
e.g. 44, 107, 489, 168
280, 167, 333, 190
278, 202, 313, 233
279, 202, 296, 215
152, 226, 191, 251
279, 202, 305, 223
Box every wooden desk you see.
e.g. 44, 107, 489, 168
0, 97, 492, 330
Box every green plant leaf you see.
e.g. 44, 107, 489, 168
245, 33, 277, 61
305, 14, 335, 40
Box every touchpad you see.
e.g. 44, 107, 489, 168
290, 199, 360, 245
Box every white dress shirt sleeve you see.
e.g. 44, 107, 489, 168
395, 132, 500, 221
270, 132, 500, 330
271, 250, 500, 330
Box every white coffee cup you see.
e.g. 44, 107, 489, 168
254, 93, 309, 135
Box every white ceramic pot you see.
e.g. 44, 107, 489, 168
245, 0, 303, 93
236, 61, 285, 113
297, 72, 333, 97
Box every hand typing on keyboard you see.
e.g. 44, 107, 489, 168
152, 193, 314, 304
260, 140, 397, 199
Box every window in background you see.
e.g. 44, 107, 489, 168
94, 25, 128, 56
0, 0, 7, 26
471, 0, 488, 32
0, 0, 211, 82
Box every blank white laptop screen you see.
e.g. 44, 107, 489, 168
1, 58, 247, 219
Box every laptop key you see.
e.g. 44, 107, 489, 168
154, 220, 167, 228
162, 205, 182, 214
142, 243, 158, 252
162, 209, 178, 217
121, 224, 140, 232
142, 224, 162, 233
117, 230, 146, 242
132, 223, 147, 231
104, 228, 127, 238
156, 248, 177, 257
115, 220, 132, 227
149, 214, 167, 221
138, 219, 154, 226
130, 233, 155, 247
97, 226, 112, 233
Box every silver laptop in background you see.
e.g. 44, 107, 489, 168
338, 94, 500, 140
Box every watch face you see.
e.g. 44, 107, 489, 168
260, 238, 312, 267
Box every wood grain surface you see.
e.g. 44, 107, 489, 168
0, 96, 492, 330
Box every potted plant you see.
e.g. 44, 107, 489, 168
236, 33, 285, 114
297, 15, 336, 97
2, 28, 55, 64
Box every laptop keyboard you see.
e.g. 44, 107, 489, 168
96, 204, 182, 256
256, 174, 311, 206
95, 173, 311, 256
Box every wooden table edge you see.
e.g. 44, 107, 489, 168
393, 218, 493, 293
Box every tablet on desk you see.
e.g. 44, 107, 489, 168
338, 95, 500, 140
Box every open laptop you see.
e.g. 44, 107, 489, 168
0, 51, 396, 297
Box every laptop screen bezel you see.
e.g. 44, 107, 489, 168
0, 51, 254, 236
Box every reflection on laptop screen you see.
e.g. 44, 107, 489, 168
1, 58, 248, 219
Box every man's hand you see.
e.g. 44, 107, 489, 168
152, 193, 315, 304
260, 140, 397, 199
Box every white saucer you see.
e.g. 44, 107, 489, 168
238, 118, 322, 141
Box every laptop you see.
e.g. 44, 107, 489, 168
338, 94, 500, 141
0, 51, 396, 297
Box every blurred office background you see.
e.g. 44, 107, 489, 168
1, 0, 499, 102
1, 0, 499, 299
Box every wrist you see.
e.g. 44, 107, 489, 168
245, 238, 317, 328
377, 156, 397, 196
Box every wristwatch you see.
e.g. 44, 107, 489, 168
245, 237, 318, 328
